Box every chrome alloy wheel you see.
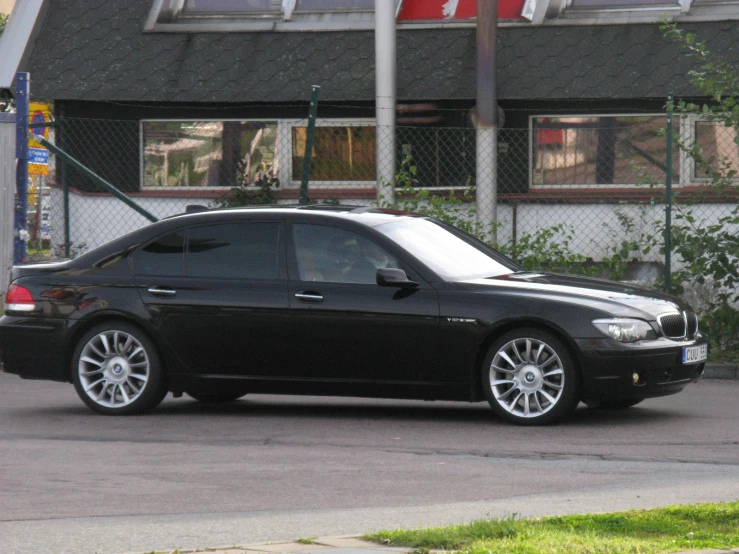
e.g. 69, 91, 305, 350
78, 330, 150, 409
489, 337, 565, 419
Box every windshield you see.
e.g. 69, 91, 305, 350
375, 218, 518, 281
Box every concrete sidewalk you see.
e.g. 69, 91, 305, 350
125, 536, 404, 554
128, 534, 739, 554
704, 364, 739, 380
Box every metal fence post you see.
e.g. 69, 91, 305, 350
299, 85, 320, 206
664, 95, 674, 294
14, 72, 29, 264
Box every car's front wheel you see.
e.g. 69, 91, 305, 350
71, 322, 167, 415
482, 328, 579, 425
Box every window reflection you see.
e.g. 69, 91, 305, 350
184, 0, 282, 13
142, 121, 278, 188
694, 121, 739, 179
292, 126, 376, 182
531, 116, 680, 186
295, 0, 374, 11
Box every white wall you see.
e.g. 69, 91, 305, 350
49, 189, 201, 254
0, 116, 15, 298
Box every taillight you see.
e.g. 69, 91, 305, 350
6, 284, 36, 312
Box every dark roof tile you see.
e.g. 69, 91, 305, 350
23, 0, 739, 102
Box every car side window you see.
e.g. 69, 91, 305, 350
187, 222, 281, 280
134, 231, 186, 276
293, 224, 398, 285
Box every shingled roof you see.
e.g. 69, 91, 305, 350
22, 0, 739, 103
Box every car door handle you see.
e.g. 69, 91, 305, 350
295, 291, 323, 303
147, 287, 177, 298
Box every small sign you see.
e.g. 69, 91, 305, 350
28, 102, 52, 176
28, 102, 53, 149
29, 148, 49, 165
29, 147, 49, 176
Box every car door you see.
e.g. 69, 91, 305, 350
287, 222, 440, 385
133, 220, 292, 378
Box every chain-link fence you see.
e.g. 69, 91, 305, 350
29, 115, 738, 301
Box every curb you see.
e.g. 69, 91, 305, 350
704, 364, 739, 380
125, 535, 739, 554
123, 535, 412, 554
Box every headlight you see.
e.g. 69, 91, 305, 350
592, 318, 657, 343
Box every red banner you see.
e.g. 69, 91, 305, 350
397, 0, 527, 21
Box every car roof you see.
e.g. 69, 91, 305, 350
163, 205, 425, 227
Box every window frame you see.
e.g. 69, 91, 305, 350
681, 114, 739, 185
145, 0, 413, 32
528, 112, 680, 190
140, 118, 281, 191
523, 0, 739, 25
280, 118, 377, 189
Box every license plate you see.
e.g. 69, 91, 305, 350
682, 344, 707, 364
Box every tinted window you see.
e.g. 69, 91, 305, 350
187, 223, 280, 280
375, 218, 516, 281
293, 224, 397, 284
134, 231, 186, 276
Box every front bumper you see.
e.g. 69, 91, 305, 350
575, 335, 707, 406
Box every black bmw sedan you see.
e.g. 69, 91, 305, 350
0, 206, 707, 424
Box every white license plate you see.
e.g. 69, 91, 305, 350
682, 344, 708, 364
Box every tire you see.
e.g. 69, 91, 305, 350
71, 322, 167, 415
592, 399, 644, 410
482, 327, 579, 425
185, 390, 248, 404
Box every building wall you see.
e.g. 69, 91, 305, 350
0, 114, 15, 296
0, 0, 15, 15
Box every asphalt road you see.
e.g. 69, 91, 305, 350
1, 371, 738, 554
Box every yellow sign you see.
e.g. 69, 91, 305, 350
28, 102, 52, 176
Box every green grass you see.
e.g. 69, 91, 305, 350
364, 501, 739, 554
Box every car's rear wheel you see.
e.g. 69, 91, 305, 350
72, 322, 167, 415
185, 390, 248, 403
482, 328, 579, 425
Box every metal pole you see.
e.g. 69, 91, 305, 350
33, 134, 159, 223
57, 109, 71, 257
299, 85, 320, 206
375, 0, 396, 204
664, 94, 674, 294
14, 72, 29, 264
476, 0, 498, 243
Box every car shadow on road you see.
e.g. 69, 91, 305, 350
144, 396, 687, 427
8, 393, 687, 429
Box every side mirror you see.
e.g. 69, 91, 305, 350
376, 268, 419, 288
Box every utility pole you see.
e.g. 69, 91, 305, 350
476, 0, 498, 243
375, 0, 396, 204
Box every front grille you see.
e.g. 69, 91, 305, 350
659, 313, 686, 339
686, 311, 698, 338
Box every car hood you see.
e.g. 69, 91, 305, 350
457, 272, 690, 320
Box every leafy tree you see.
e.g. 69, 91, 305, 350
658, 21, 739, 358
0, 13, 8, 37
